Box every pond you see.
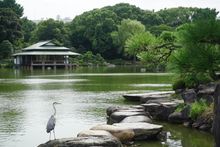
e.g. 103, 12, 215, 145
0, 66, 214, 147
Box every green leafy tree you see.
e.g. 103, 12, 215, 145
0, 0, 23, 17
70, 8, 118, 59
118, 19, 145, 45
32, 19, 69, 45
125, 32, 156, 63
111, 19, 146, 57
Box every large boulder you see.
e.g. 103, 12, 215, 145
142, 102, 178, 121
181, 89, 197, 104
120, 115, 152, 123
106, 106, 125, 117
168, 105, 190, 123
37, 136, 122, 147
90, 124, 135, 142
197, 83, 216, 103
113, 122, 163, 140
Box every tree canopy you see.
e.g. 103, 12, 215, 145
31, 19, 69, 46
169, 19, 220, 87
0, 8, 22, 43
0, 0, 23, 17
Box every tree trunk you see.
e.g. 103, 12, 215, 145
209, 70, 218, 80
213, 84, 220, 147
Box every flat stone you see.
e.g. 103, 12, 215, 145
106, 106, 144, 117
109, 111, 146, 124
131, 105, 145, 109
37, 136, 122, 147
77, 130, 113, 137
120, 115, 152, 123
123, 91, 174, 102
113, 122, 163, 140
140, 94, 171, 103
90, 124, 135, 142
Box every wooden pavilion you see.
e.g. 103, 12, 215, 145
13, 40, 80, 70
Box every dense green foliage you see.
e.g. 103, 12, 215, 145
169, 19, 220, 87
21, 17, 36, 44
0, 8, 22, 43
31, 19, 70, 46
0, 0, 23, 17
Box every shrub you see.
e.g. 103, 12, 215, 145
190, 99, 208, 120
72, 51, 106, 66
173, 79, 186, 90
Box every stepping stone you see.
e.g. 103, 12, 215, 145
90, 124, 135, 142
113, 122, 163, 140
123, 91, 174, 102
77, 130, 113, 138
120, 115, 152, 123
109, 111, 146, 124
37, 136, 122, 147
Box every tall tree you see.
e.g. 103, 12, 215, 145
0, 0, 23, 17
70, 8, 118, 59
0, 8, 22, 43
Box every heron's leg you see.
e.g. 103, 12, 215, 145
53, 129, 56, 140
49, 132, 51, 140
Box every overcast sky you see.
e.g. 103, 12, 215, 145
16, 0, 220, 20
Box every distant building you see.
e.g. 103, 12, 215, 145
13, 40, 80, 70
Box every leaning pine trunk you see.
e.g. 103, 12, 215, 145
213, 84, 220, 147
209, 70, 218, 80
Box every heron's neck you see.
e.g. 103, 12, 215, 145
53, 104, 56, 116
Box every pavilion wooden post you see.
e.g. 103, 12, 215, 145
213, 84, 220, 147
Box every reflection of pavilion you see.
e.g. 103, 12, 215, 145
13, 40, 80, 70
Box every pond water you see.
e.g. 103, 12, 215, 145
0, 66, 214, 147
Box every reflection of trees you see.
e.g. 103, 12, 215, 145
0, 108, 24, 135
0, 83, 28, 92
163, 123, 214, 147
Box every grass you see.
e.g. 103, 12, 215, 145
190, 99, 208, 120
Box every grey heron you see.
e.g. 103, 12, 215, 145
46, 102, 61, 140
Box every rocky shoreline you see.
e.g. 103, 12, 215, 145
38, 83, 219, 147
